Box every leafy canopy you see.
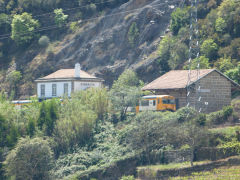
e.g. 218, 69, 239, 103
128, 22, 139, 46
4, 137, 53, 180
201, 39, 218, 60
170, 7, 189, 35
54, 8, 68, 27
11, 12, 39, 45
110, 69, 142, 121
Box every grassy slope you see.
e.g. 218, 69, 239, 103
169, 165, 240, 180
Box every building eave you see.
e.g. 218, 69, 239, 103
142, 87, 186, 91
35, 77, 104, 83
187, 69, 240, 89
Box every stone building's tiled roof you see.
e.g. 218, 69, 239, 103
36, 69, 98, 80
142, 69, 215, 90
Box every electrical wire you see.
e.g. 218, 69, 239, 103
0, 0, 178, 40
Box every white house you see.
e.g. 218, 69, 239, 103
35, 63, 104, 99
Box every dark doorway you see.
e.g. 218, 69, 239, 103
175, 99, 179, 110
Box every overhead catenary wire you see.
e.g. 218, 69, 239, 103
0, 0, 179, 40
186, 0, 206, 113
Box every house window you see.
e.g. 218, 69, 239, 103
40, 84, 45, 97
64, 83, 68, 95
52, 84, 57, 96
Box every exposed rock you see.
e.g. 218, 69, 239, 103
20, 0, 179, 96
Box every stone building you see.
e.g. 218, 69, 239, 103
142, 69, 240, 113
35, 63, 104, 99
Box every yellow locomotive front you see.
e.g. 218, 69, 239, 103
136, 95, 176, 113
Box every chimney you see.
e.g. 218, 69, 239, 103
75, 63, 81, 78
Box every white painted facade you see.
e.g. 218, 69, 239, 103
74, 81, 102, 91
35, 63, 104, 99
37, 81, 72, 98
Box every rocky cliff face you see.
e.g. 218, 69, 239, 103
19, 0, 179, 97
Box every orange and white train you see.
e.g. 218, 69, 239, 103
136, 95, 176, 113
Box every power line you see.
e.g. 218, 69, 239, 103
0, 0, 121, 37
0, 0, 178, 40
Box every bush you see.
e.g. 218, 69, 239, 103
70, 22, 79, 32
223, 106, 233, 119
207, 106, 233, 125
11, 12, 39, 45
54, 8, 68, 27
170, 7, 189, 35
4, 137, 53, 180
120, 175, 135, 180
128, 22, 139, 46
38, 35, 50, 47
176, 107, 196, 123
231, 99, 240, 117
196, 113, 207, 126
207, 111, 225, 125
201, 39, 218, 60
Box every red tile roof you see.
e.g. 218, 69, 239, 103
38, 69, 97, 80
142, 69, 215, 90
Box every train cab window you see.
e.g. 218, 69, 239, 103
153, 100, 156, 106
141, 100, 149, 106
162, 99, 168, 104
169, 99, 175, 104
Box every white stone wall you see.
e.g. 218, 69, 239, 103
74, 81, 102, 91
37, 81, 72, 98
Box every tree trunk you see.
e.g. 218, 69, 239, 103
191, 147, 194, 167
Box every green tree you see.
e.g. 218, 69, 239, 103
54, 8, 68, 27
37, 102, 48, 130
215, 57, 234, 72
157, 36, 172, 72
11, 12, 39, 44
165, 108, 209, 166
215, 17, 226, 33
0, 13, 11, 34
45, 99, 58, 136
168, 42, 188, 69
187, 56, 210, 69
54, 99, 97, 153
120, 175, 135, 180
4, 137, 53, 180
5, 70, 22, 99
201, 39, 218, 60
37, 100, 59, 136
126, 111, 166, 163
27, 119, 35, 137
225, 64, 240, 84
0, 114, 7, 147
109, 70, 142, 121
38, 35, 50, 47
128, 22, 139, 46
170, 7, 189, 35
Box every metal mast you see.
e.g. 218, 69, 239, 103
187, 0, 201, 112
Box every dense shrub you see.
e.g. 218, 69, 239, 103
120, 175, 135, 180
128, 22, 139, 46
4, 137, 53, 180
11, 12, 40, 45
176, 107, 196, 123
207, 106, 233, 125
170, 7, 189, 35
38, 36, 50, 47
54, 8, 68, 27
37, 99, 58, 136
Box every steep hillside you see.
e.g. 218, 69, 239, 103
0, 0, 179, 98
